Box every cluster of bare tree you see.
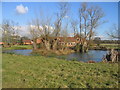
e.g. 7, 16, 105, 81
79, 3, 104, 43
28, 3, 70, 50
107, 24, 119, 39
2, 20, 20, 45
1, 2, 107, 52
28, 2, 105, 52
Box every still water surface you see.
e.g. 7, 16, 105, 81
3, 49, 107, 62
64, 50, 107, 62
3, 49, 32, 56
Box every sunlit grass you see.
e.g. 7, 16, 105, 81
2, 45, 32, 51
100, 44, 119, 49
2, 54, 119, 88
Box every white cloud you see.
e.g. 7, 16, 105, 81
30, 25, 43, 30
12, 26, 30, 37
94, 35, 109, 40
64, 15, 69, 18
16, 4, 28, 14
94, 35, 104, 38
11, 25, 55, 38
30, 25, 54, 31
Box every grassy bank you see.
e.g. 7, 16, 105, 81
2, 54, 119, 88
90, 44, 119, 50
32, 49, 75, 56
100, 44, 119, 49
2, 45, 32, 51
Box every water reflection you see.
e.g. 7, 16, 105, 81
3, 49, 32, 56
3, 49, 107, 62
66, 50, 107, 62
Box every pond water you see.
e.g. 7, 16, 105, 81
63, 50, 107, 62
3, 49, 32, 56
3, 49, 107, 62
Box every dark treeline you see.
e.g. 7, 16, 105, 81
94, 40, 120, 44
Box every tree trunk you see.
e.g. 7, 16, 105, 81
52, 40, 58, 50
44, 40, 50, 50
32, 41, 37, 50
102, 49, 118, 62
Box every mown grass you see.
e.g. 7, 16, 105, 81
2, 53, 119, 88
100, 44, 119, 49
90, 44, 120, 50
2, 45, 32, 51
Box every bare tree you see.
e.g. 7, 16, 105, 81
77, 3, 105, 52
53, 2, 69, 37
60, 19, 70, 50
51, 2, 70, 50
28, 16, 53, 50
2, 20, 19, 45
70, 19, 78, 37
78, 3, 90, 45
107, 24, 119, 39
87, 5, 104, 42
78, 4, 84, 39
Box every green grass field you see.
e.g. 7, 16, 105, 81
91, 44, 119, 50
2, 45, 32, 51
2, 54, 119, 88
100, 44, 119, 49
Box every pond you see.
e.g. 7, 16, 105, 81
63, 50, 107, 62
3, 49, 32, 56
2, 49, 107, 62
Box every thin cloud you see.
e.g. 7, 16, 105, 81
16, 4, 28, 14
64, 15, 69, 18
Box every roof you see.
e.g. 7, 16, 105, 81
22, 40, 31, 43
58, 37, 78, 42
0, 42, 4, 44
